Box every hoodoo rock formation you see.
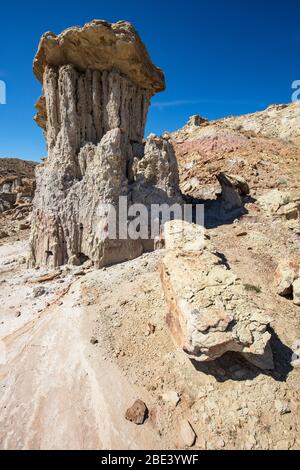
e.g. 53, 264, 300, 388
29, 20, 181, 268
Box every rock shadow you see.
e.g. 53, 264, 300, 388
185, 194, 256, 229
214, 251, 231, 270
190, 328, 293, 383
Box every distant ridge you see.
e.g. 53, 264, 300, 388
0, 157, 37, 179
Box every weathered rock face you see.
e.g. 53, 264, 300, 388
38, 65, 152, 156
29, 20, 181, 268
216, 172, 250, 213
160, 221, 274, 370
131, 134, 182, 204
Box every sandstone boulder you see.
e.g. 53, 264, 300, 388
162, 390, 180, 408
275, 259, 300, 306
277, 202, 300, 220
160, 221, 274, 369
258, 189, 300, 220
162, 219, 206, 252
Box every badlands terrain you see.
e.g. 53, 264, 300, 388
0, 100, 300, 450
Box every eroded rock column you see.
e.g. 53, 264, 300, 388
29, 20, 181, 268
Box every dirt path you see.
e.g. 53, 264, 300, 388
0, 241, 162, 450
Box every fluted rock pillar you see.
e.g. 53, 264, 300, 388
29, 20, 181, 268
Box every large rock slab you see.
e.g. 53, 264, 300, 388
160, 221, 274, 369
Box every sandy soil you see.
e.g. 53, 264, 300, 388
1, 227, 300, 449
0, 241, 163, 450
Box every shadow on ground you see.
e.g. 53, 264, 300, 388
185, 194, 256, 229
190, 328, 294, 383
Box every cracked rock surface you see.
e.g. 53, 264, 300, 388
160, 221, 274, 369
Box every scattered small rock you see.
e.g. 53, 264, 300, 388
73, 269, 85, 276
275, 400, 291, 415
90, 336, 98, 345
29, 270, 62, 283
197, 389, 207, 399
291, 340, 300, 368
19, 222, 30, 230
162, 391, 180, 408
179, 419, 197, 447
236, 231, 248, 237
145, 323, 156, 336
33, 286, 46, 298
125, 400, 148, 425
0, 230, 9, 239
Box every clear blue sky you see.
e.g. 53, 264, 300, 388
0, 0, 299, 161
